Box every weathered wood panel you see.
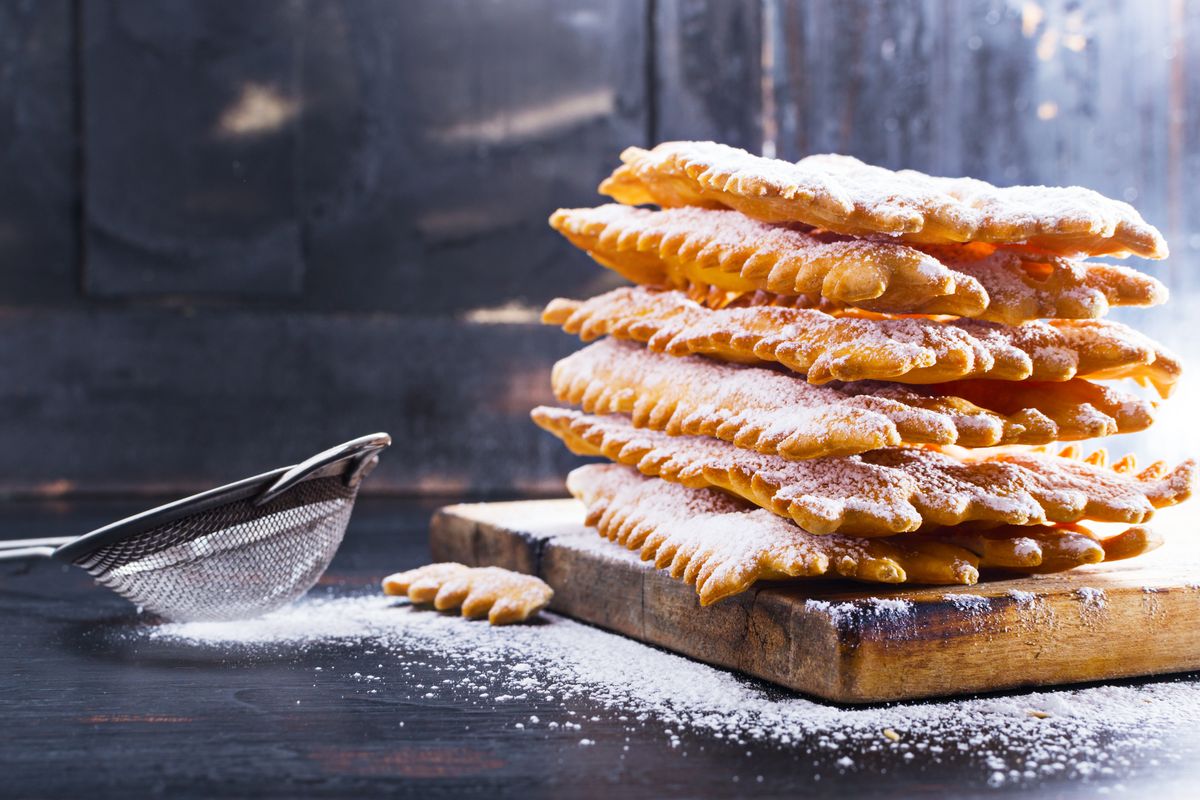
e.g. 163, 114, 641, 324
0, 0, 78, 305
770, 0, 948, 167
0, 0, 651, 494
0, 309, 580, 494
766, 0, 1181, 243
654, 0, 763, 148
297, 0, 648, 315
1175, 0, 1200, 294
82, 0, 306, 297
1, 0, 1199, 494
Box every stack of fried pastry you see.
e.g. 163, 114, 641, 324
534, 141, 1196, 605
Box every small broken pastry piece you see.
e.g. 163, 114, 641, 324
533, 406, 1196, 537
542, 287, 1182, 396
382, 563, 553, 625
552, 340, 1155, 457
600, 141, 1167, 258
551, 205, 1166, 324
566, 464, 980, 604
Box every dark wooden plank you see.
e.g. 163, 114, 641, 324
939, 0, 1172, 227
6, 497, 1195, 797
0, 310, 582, 494
81, 0, 305, 297
432, 499, 1200, 703
297, 0, 648, 315
654, 0, 763, 149
770, 0, 944, 167
765, 0, 1176, 245
0, 0, 79, 305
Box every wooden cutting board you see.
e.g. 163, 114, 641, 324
429, 499, 1200, 703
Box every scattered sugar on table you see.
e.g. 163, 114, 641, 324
143, 594, 1200, 789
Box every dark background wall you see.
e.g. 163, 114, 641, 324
0, 0, 1196, 497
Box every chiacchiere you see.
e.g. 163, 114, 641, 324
544, 286, 1182, 394
552, 339, 1156, 457
551, 204, 1166, 324
567, 464, 1162, 604
534, 140, 1195, 602
600, 141, 1168, 257
534, 407, 1193, 537
383, 563, 552, 625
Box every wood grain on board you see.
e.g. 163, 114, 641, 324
431, 499, 1200, 703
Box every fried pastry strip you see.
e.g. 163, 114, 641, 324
924, 378, 1155, 441
567, 466, 1162, 603
543, 287, 1181, 396
929, 522, 1163, 573
383, 563, 553, 625
600, 142, 1167, 258
566, 464, 980, 603
533, 406, 1195, 537
552, 205, 1166, 323
550, 204, 985, 317
920, 242, 1167, 325
553, 340, 1155, 456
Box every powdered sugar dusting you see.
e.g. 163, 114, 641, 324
926, 246, 1167, 325
548, 287, 1175, 391
613, 142, 1166, 258
1076, 587, 1108, 617
566, 464, 905, 601
566, 203, 927, 268
536, 407, 1184, 537
943, 593, 990, 611
145, 595, 1200, 789
553, 339, 1144, 457
804, 597, 914, 630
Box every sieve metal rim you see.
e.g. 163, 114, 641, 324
50, 433, 391, 566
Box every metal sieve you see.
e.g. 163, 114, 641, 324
0, 433, 390, 622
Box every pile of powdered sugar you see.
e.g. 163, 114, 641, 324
145, 594, 1200, 789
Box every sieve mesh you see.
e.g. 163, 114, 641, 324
72, 476, 359, 622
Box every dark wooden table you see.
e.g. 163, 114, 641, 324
2, 495, 1198, 799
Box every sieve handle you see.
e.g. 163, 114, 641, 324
0, 547, 55, 560
0, 546, 59, 561
0, 535, 73, 560
254, 432, 391, 507
0, 536, 74, 551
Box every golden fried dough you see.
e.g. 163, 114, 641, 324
600, 142, 1167, 258
533, 407, 1195, 537
925, 378, 1155, 441
552, 205, 1166, 323
929, 523, 1103, 570
567, 464, 980, 603
552, 340, 1155, 457
929, 521, 1162, 573
920, 242, 1167, 324
550, 204, 986, 317
567, 466, 1163, 602
383, 563, 553, 625
1090, 525, 1163, 563
543, 287, 1181, 395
